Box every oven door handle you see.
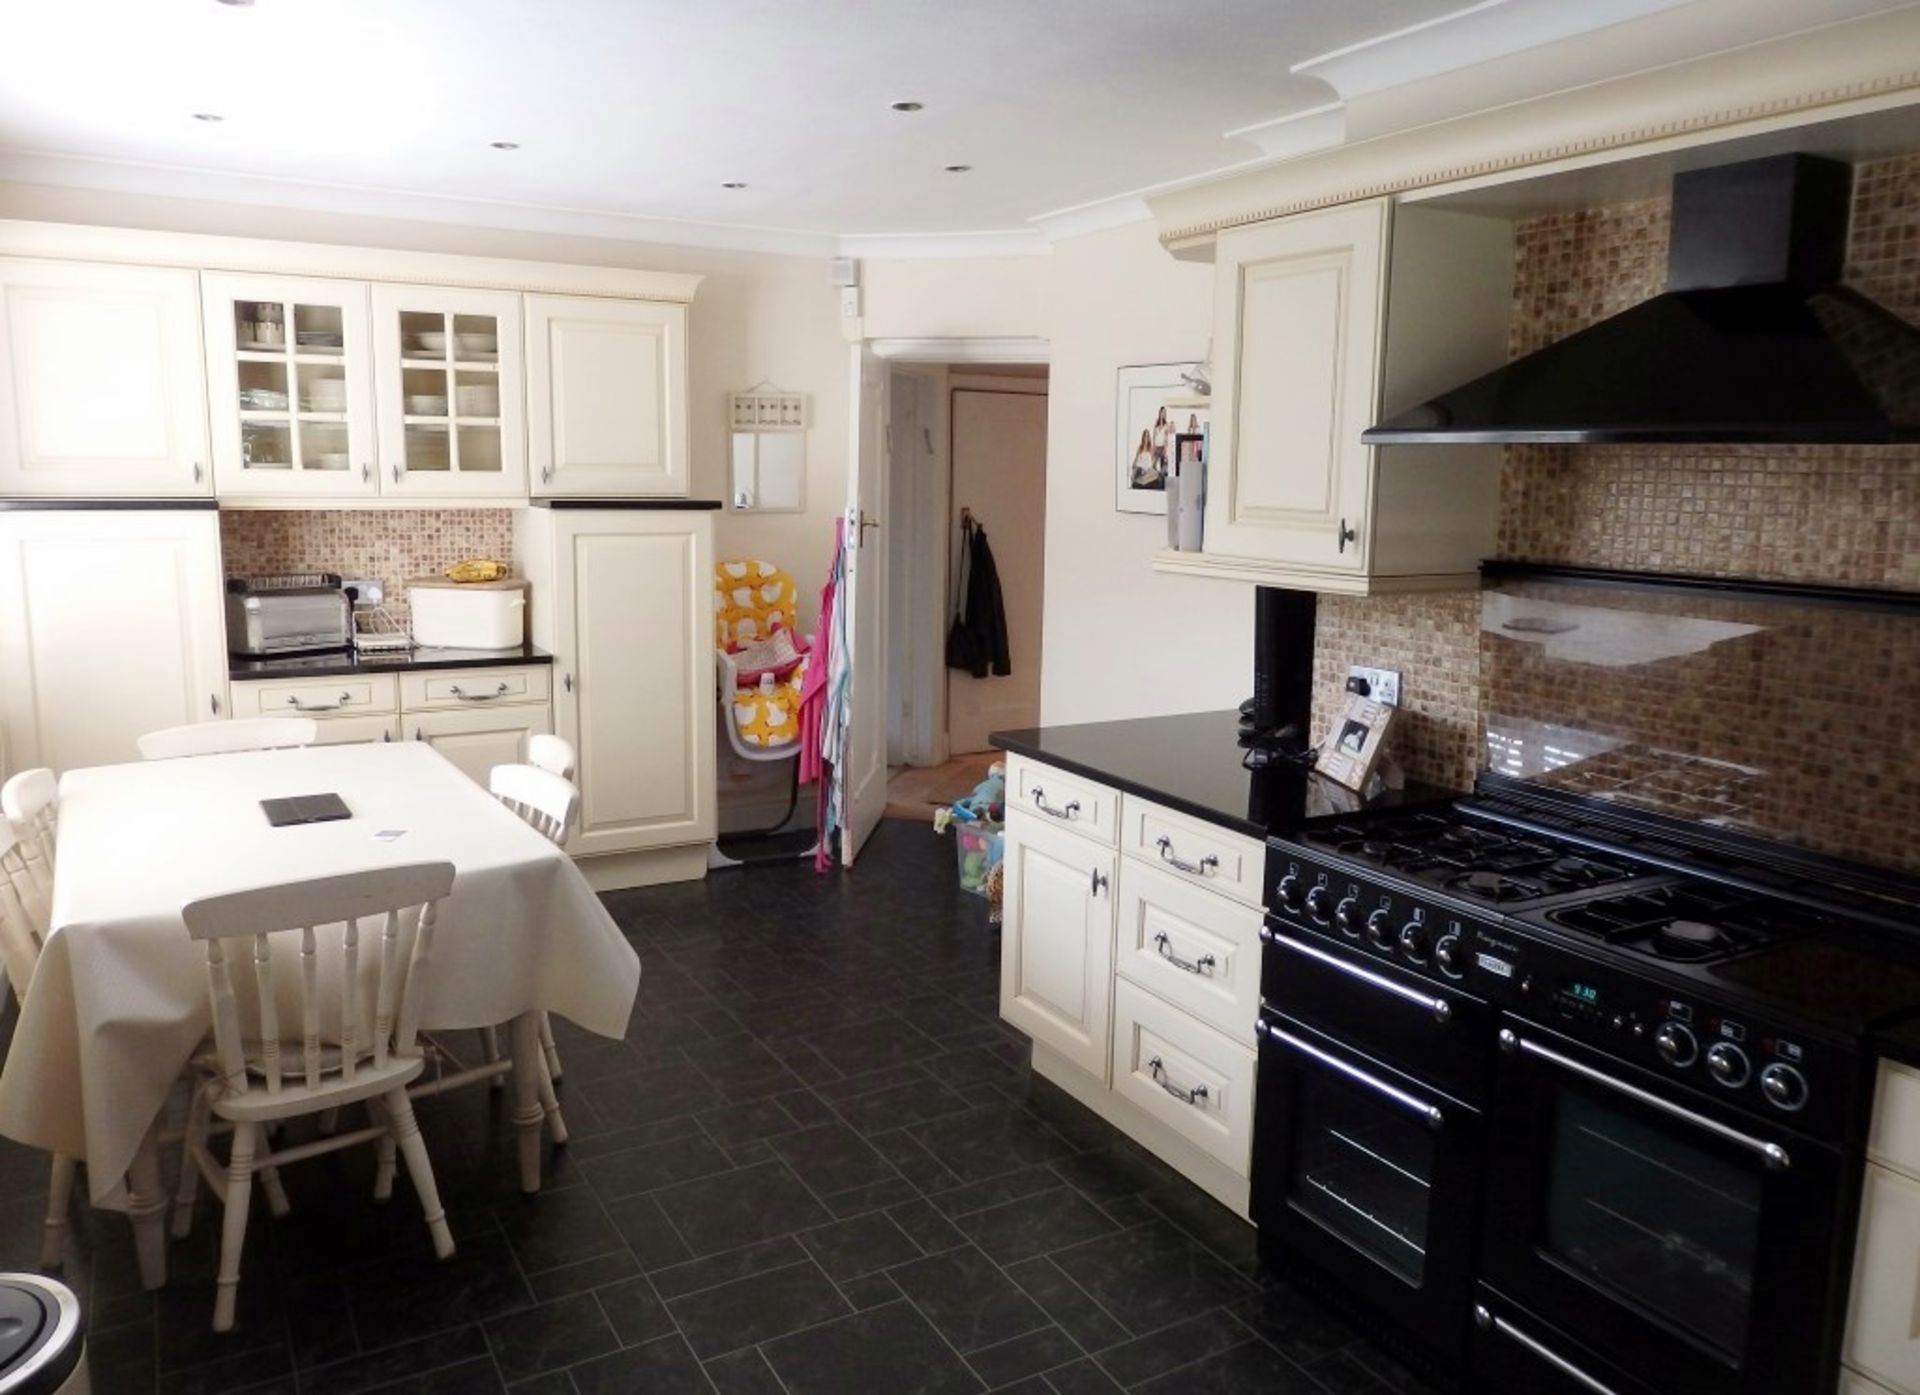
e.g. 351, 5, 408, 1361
1258, 1019, 1444, 1129
1500, 1029, 1791, 1173
1475, 1306, 1620, 1395
1265, 929, 1452, 1025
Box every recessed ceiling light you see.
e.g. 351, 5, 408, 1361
721, 182, 748, 190
889, 100, 924, 112
944, 164, 973, 173
192, 112, 224, 123
489, 140, 519, 150
214, 0, 255, 7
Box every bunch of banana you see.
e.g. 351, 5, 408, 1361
443, 558, 508, 583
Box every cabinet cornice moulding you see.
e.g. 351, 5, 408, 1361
0, 220, 704, 303
1151, 8, 1920, 249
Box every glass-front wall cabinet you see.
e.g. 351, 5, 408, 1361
202, 273, 376, 498
371, 285, 525, 498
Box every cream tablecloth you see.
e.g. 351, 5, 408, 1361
0, 741, 639, 1205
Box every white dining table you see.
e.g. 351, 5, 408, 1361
0, 741, 639, 1289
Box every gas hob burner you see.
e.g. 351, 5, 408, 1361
1651, 918, 1734, 961
1451, 869, 1547, 903
1543, 886, 1831, 963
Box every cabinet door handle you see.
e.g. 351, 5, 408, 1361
381, 729, 392, 742
192, 462, 203, 484
541, 465, 553, 484
451, 682, 510, 702
413, 726, 423, 741
1153, 932, 1216, 976
209, 692, 221, 716
286, 692, 352, 712
361, 463, 371, 483
1031, 788, 1080, 821
1338, 518, 1358, 553
1090, 868, 1109, 897
563, 672, 574, 693
1146, 1057, 1208, 1107
1155, 836, 1219, 877
391, 463, 403, 484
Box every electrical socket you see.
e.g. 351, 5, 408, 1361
1347, 665, 1402, 707
341, 577, 384, 607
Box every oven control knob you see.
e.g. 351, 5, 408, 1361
1760, 1062, 1808, 1111
1397, 923, 1430, 963
1654, 1021, 1698, 1068
1333, 897, 1361, 936
1707, 1041, 1751, 1088
1276, 875, 1304, 913
1364, 910, 1396, 951
1433, 934, 1465, 978
1304, 884, 1335, 923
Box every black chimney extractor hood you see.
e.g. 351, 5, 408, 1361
1363, 154, 1920, 446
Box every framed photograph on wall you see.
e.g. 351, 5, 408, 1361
1115, 364, 1208, 515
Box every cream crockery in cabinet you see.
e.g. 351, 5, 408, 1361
515, 507, 716, 887
0, 260, 211, 498
371, 284, 527, 500
999, 756, 1263, 1215
526, 296, 689, 498
1154, 198, 1512, 594
0, 508, 226, 772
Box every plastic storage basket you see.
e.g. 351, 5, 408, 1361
953, 821, 1003, 897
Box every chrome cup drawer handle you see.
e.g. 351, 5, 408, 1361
1152, 931, 1216, 976
1156, 836, 1219, 877
1030, 788, 1081, 820
1146, 1057, 1208, 1107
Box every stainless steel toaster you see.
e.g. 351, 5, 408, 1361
224, 574, 352, 656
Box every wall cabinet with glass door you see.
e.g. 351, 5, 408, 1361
371, 284, 526, 499
202, 272, 377, 499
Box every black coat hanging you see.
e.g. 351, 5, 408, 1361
947, 517, 1011, 679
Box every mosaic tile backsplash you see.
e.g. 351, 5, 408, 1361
219, 509, 516, 631
1310, 150, 1920, 874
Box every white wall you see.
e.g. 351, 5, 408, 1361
862, 224, 1253, 727
0, 180, 851, 605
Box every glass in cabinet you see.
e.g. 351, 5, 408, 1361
202, 274, 376, 497
371, 285, 524, 497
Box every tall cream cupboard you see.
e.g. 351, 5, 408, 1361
516, 506, 715, 888
0, 508, 226, 773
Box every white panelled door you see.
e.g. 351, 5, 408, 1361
840, 345, 890, 865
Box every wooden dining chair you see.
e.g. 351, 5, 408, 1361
0, 819, 77, 1272
0, 769, 56, 937
526, 733, 577, 781
137, 717, 319, 760
175, 862, 458, 1332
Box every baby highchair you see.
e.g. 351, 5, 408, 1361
712, 559, 811, 864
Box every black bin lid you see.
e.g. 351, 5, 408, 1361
0, 1276, 83, 1394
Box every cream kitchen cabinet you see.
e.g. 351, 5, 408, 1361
516, 507, 715, 879
1846, 1060, 1920, 1395
1001, 811, 1119, 1082
1156, 198, 1512, 594
0, 508, 226, 772
371, 284, 527, 499
408, 703, 551, 787
203, 273, 378, 500
0, 260, 211, 498
526, 296, 689, 498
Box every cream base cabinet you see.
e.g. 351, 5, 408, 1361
409, 705, 551, 786
1847, 1060, 1920, 1395
0, 509, 226, 772
526, 296, 688, 498
1160, 200, 1512, 595
517, 508, 715, 861
1000, 811, 1119, 1082
0, 261, 211, 498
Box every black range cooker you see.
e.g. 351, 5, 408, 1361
1253, 787, 1920, 1395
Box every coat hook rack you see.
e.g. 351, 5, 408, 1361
959, 506, 974, 529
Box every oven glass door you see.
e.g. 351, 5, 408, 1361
1482, 1017, 1840, 1395
1254, 1012, 1482, 1360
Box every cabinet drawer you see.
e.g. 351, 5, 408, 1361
1847, 1162, 1920, 1395
1870, 1061, 1920, 1179
1846, 1370, 1906, 1395
228, 674, 398, 718
400, 666, 552, 711
1116, 859, 1260, 1045
1005, 754, 1116, 846
1111, 977, 1256, 1177
308, 715, 402, 746
1120, 795, 1263, 909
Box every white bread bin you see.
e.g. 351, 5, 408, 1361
408, 576, 528, 650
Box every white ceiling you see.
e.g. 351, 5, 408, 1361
0, 0, 1901, 255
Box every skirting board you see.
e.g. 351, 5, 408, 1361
1030, 1041, 1253, 1221
576, 842, 710, 892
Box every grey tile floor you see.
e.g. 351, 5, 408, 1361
0, 821, 1440, 1394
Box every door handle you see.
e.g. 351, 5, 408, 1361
1155, 836, 1219, 877
1146, 1057, 1208, 1107
1500, 1029, 1790, 1171
541, 465, 553, 484
1259, 1018, 1444, 1128
209, 692, 221, 716
1475, 1307, 1621, 1395
1268, 931, 1452, 1024
361, 463, 371, 483
192, 462, 203, 484
1152, 932, 1215, 976
450, 682, 510, 702
1090, 868, 1109, 897
391, 463, 402, 483
286, 692, 353, 712
563, 673, 574, 693
1337, 518, 1357, 553
1030, 788, 1080, 821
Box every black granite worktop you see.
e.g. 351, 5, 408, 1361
991, 710, 1456, 842
230, 643, 553, 681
